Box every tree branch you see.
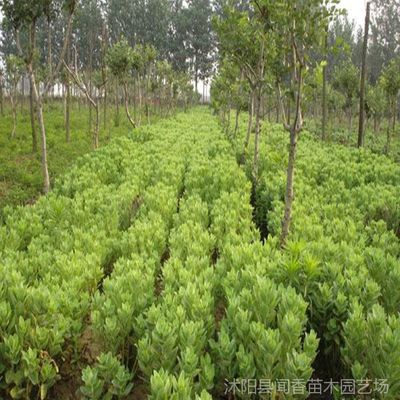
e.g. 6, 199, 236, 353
43, 9, 75, 96
63, 60, 97, 109
277, 82, 290, 131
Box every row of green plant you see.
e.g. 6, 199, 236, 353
0, 110, 196, 398
85, 123, 190, 399
237, 120, 400, 398
75, 108, 324, 399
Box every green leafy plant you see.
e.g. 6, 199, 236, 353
80, 353, 133, 400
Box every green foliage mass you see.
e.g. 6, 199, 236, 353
0, 108, 399, 399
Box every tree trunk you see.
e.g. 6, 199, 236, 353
253, 38, 266, 182
349, 107, 353, 134
47, 18, 53, 98
393, 100, 397, 138
88, 34, 94, 136
276, 88, 280, 123
115, 83, 120, 127
28, 65, 50, 193
252, 85, 262, 181
146, 70, 151, 125
94, 103, 99, 149
133, 80, 137, 121
66, 81, 71, 142
123, 83, 136, 128
29, 83, 38, 152
322, 26, 328, 140
373, 116, 380, 134
20, 75, 25, 113
138, 77, 142, 127
234, 107, 240, 137
268, 98, 272, 122
0, 78, 3, 117
386, 110, 392, 154
103, 85, 107, 130
226, 103, 231, 134
65, 32, 71, 142
88, 97, 92, 135
245, 92, 255, 149
387, 99, 397, 153
358, 1, 371, 148
10, 92, 17, 138
101, 22, 108, 131
280, 125, 298, 248
280, 60, 304, 248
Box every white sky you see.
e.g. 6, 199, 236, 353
340, 0, 368, 27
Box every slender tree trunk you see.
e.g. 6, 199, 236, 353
234, 107, 240, 137
146, 70, 151, 125
47, 19, 53, 98
287, 98, 291, 126
253, 85, 262, 181
94, 103, 99, 149
349, 107, 353, 134
280, 125, 298, 248
358, 1, 371, 148
245, 91, 255, 149
253, 39, 266, 182
20, 75, 25, 113
63, 83, 66, 130
88, 91, 92, 136
28, 65, 50, 193
373, 115, 378, 134
268, 98, 272, 122
386, 108, 392, 154
101, 22, 108, 131
280, 55, 304, 248
10, 92, 17, 138
276, 87, 280, 123
123, 83, 136, 128
115, 83, 120, 127
393, 100, 397, 138
88, 35, 94, 136
103, 85, 107, 130
0, 71, 4, 117
133, 80, 137, 121
65, 32, 71, 142
138, 77, 142, 127
322, 26, 328, 140
387, 99, 397, 153
66, 82, 71, 142
226, 103, 231, 134
0, 78, 3, 117
29, 83, 37, 152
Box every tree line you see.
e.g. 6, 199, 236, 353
0, 0, 215, 193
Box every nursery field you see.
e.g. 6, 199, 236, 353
0, 108, 399, 399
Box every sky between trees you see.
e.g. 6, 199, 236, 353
341, 0, 367, 27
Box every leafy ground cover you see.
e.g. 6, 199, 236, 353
239, 120, 400, 397
0, 108, 399, 399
